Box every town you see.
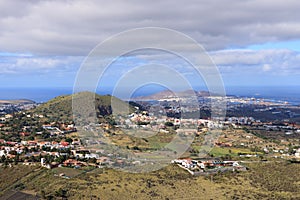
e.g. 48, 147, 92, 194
0, 92, 299, 176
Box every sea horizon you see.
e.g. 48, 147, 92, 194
0, 85, 299, 105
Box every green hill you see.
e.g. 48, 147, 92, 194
32, 91, 134, 122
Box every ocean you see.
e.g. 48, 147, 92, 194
0, 86, 299, 105
225, 86, 300, 105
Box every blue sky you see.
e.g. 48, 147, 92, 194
0, 0, 300, 91
248, 40, 300, 52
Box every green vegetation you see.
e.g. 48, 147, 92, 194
0, 165, 39, 194
1, 92, 300, 199
33, 91, 135, 122
1, 162, 300, 199
209, 147, 259, 157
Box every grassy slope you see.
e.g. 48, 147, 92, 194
0, 165, 39, 195
32, 91, 134, 122
209, 147, 257, 157
1, 162, 300, 200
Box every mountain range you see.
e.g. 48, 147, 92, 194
133, 90, 210, 101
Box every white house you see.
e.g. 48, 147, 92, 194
295, 148, 300, 158
0, 150, 6, 157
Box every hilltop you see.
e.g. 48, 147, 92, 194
31, 91, 135, 122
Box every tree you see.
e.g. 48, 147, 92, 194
1, 155, 6, 163
28, 135, 35, 140
164, 122, 174, 127
4, 159, 9, 167
89, 157, 97, 164
24, 146, 29, 154
55, 155, 67, 164
30, 155, 36, 162
14, 154, 19, 165
55, 188, 68, 200
10, 150, 17, 155
65, 138, 73, 144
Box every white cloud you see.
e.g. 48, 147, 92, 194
1, 0, 300, 55
262, 64, 271, 72
1, 48, 300, 77
0, 0, 300, 86
210, 49, 300, 75
0, 55, 83, 74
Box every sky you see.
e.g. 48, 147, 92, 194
0, 0, 300, 90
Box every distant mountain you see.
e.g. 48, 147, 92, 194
0, 99, 35, 104
134, 90, 175, 100
32, 91, 135, 121
133, 90, 210, 101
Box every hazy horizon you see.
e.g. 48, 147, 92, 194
0, 85, 299, 105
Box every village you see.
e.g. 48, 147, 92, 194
0, 112, 299, 174
171, 158, 247, 175
0, 95, 300, 176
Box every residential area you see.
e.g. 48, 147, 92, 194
0, 93, 300, 177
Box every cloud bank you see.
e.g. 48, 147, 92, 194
0, 0, 300, 87
1, 0, 300, 55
